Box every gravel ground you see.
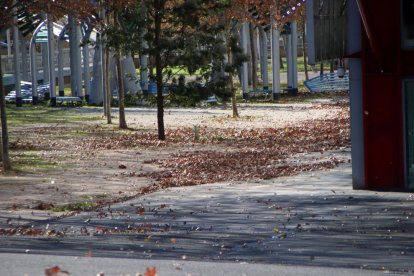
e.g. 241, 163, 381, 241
81, 102, 344, 130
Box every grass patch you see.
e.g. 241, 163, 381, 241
11, 150, 59, 171
80, 194, 109, 200
7, 105, 101, 126
51, 202, 97, 212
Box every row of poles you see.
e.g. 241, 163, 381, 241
239, 20, 298, 100
8, 15, 147, 109
7, 15, 297, 107
10, 14, 87, 107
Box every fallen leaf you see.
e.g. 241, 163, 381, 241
144, 267, 157, 276
85, 250, 92, 257
44, 266, 70, 276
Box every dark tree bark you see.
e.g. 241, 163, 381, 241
227, 46, 239, 118
105, 13, 112, 124
0, 57, 11, 171
116, 57, 127, 129
115, 11, 127, 129
154, 0, 165, 140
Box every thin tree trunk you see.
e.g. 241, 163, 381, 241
330, 59, 334, 73
302, 21, 309, 81
155, 0, 165, 140
320, 62, 324, 75
115, 12, 127, 129
105, 13, 112, 124
249, 24, 258, 89
0, 58, 11, 171
227, 47, 239, 118
116, 57, 127, 129
105, 48, 112, 124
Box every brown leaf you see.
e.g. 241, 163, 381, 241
137, 207, 145, 215
44, 266, 70, 276
85, 250, 92, 257
144, 267, 157, 276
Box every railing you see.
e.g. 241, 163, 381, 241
304, 72, 350, 93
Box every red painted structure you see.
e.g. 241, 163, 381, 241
357, 0, 414, 189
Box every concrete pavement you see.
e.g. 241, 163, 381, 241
1, 150, 414, 275
0, 253, 393, 276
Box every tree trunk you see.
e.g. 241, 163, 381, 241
154, 0, 165, 140
105, 13, 112, 124
116, 57, 127, 129
320, 62, 324, 75
115, 12, 127, 129
302, 21, 309, 81
227, 46, 239, 118
0, 58, 11, 171
249, 24, 258, 89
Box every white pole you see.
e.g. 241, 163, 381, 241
58, 37, 64, 96
12, 2, 22, 107
348, 0, 365, 189
69, 16, 76, 96
259, 27, 269, 90
30, 41, 38, 105
41, 43, 50, 83
6, 29, 12, 57
83, 32, 91, 102
20, 34, 29, 81
291, 21, 298, 93
241, 22, 249, 99
306, 0, 316, 66
271, 19, 280, 100
47, 17, 56, 106
75, 23, 83, 99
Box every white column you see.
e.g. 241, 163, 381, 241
291, 21, 298, 91
75, 23, 83, 99
259, 27, 269, 90
271, 19, 280, 100
306, 0, 316, 66
58, 37, 64, 96
6, 29, 12, 57
241, 22, 249, 99
83, 32, 91, 102
30, 41, 38, 105
286, 32, 293, 88
69, 16, 76, 96
12, 5, 22, 107
122, 55, 141, 94
348, 0, 365, 189
41, 43, 49, 83
90, 33, 104, 105
20, 34, 29, 81
47, 18, 56, 106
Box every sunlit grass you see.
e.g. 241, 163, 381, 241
7, 105, 101, 126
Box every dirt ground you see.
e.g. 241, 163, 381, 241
0, 96, 349, 224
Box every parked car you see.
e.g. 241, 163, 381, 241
5, 81, 50, 102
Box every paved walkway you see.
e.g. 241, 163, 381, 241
1, 150, 414, 275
